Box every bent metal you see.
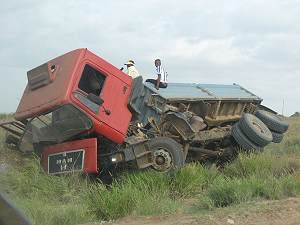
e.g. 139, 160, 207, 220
0, 49, 289, 175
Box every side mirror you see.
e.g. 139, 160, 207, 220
87, 93, 104, 106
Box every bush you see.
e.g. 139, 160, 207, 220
0, 159, 93, 225
87, 182, 136, 220
205, 175, 300, 208
170, 164, 219, 197
15, 198, 94, 225
223, 152, 300, 179
86, 171, 181, 220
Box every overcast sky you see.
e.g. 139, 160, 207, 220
0, 0, 299, 115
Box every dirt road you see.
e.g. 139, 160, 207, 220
100, 197, 300, 225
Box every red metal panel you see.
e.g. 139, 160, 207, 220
15, 48, 134, 145
15, 49, 86, 120
69, 50, 133, 143
92, 120, 124, 144
84, 50, 133, 139
41, 138, 98, 174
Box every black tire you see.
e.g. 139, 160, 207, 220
239, 113, 272, 147
232, 123, 260, 151
255, 110, 289, 133
148, 137, 184, 172
271, 131, 284, 143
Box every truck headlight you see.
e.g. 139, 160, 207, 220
110, 153, 124, 164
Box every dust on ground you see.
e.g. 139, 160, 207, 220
95, 197, 300, 225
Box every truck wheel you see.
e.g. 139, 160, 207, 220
271, 131, 284, 143
255, 110, 289, 133
148, 137, 184, 172
232, 123, 260, 151
239, 113, 272, 147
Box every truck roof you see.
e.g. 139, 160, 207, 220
144, 82, 262, 101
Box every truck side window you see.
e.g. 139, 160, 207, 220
78, 65, 106, 96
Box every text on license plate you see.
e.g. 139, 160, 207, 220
48, 149, 84, 174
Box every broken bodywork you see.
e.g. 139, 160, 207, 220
0, 48, 289, 175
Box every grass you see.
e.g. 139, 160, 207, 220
0, 113, 13, 120
0, 117, 300, 225
265, 117, 300, 154
87, 173, 181, 220
0, 157, 95, 225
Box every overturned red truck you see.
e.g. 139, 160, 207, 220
1, 49, 289, 174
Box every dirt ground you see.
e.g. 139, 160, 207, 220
99, 197, 300, 225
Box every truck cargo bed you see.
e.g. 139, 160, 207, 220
144, 83, 262, 102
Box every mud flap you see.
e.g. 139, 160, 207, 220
122, 140, 153, 169
164, 112, 195, 140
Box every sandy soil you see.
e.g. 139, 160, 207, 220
98, 197, 300, 225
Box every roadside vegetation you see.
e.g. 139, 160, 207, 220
0, 117, 299, 225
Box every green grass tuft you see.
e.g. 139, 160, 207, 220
205, 175, 300, 208
86, 172, 181, 220
0, 159, 94, 225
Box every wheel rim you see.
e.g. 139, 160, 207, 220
252, 121, 265, 134
152, 148, 173, 172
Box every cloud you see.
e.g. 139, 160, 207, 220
0, 0, 299, 115
160, 37, 248, 65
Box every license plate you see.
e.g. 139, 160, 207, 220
48, 149, 84, 174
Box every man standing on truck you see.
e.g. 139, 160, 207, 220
124, 60, 140, 79
145, 58, 168, 89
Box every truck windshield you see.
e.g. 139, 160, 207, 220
19, 105, 93, 151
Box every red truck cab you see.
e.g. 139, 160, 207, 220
15, 49, 134, 174
16, 49, 133, 144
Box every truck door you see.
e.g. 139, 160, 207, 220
74, 62, 132, 141
76, 63, 111, 126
